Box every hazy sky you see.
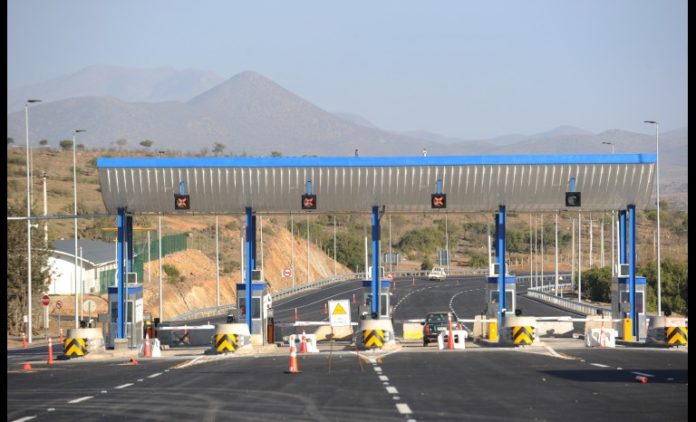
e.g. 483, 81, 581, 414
7, 0, 687, 139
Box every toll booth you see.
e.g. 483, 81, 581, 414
485, 265, 516, 318
236, 283, 272, 344
611, 275, 647, 341
361, 280, 393, 319
106, 285, 144, 349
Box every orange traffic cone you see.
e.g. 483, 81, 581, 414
285, 341, 301, 374
143, 333, 152, 358
22, 332, 27, 349
635, 376, 648, 384
130, 357, 139, 365
47, 337, 54, 365
59, 328, 64, 345
447, 313, 455, 350
352, 293, 356, 305
294, 307, 298, 322
323, 303, 328, 315
412, 277, 416, 287
23, 362, 32, 371
300, 331, 308, 354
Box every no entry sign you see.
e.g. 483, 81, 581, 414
41, 294, 50, 307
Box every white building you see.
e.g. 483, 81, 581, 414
48, 239, 117, 295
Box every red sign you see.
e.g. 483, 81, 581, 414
41, 294, 50, 307
56, 300, 63, 310
283, 268, 292, 278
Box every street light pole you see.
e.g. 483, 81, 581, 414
644, 120, 661, 315
601, 141, 615, 154
25, 99, 41, 344
72, 129, 85, 328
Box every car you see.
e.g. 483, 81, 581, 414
421, 311, 463, 346
428, 267, 447, 281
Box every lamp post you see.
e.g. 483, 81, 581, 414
25, 99, 41, 344
601, 141, 615, 154
72, 129, 86, 328
644, 120, 661, 315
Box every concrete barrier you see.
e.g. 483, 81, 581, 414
535, 321, 574, 338
212, 323, 251, 353
584, 315, 616, 339
356, 319, 395, 350
586, 327, 617, 347
437, 330, 467, 349
502, 316, 538, 345
402, 322, 423, 340
65, 328, 105, 357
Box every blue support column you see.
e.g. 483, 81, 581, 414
497, 205, 506, 327
628, 205, 637, 338
371, 206, 380, 317
619, 210, 627, 265
251, 215, 257, 270
245, 208, 253, 330
126, 215, 134, 273
116, 208, 126, 338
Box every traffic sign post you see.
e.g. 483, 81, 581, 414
282, 268, 293, 278
328, 300, 351, 327
42, 294, 49, 339
41, 294, 50, 306
56, 300, 63, 335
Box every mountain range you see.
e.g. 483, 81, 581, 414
6, 66, 687, 195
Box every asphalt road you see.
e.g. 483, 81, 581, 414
8, 276, 688, 421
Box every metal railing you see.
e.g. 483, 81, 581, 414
526, 289, 609, 315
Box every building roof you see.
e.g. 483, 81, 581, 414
97, 154, 656, 213
51, 239, 116, 266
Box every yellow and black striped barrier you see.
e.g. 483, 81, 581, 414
363, 329, 385, 348
215, 334, 238, 353
512, 326, 534, 345
666, 326, 687, 346
64, 338, 87, 357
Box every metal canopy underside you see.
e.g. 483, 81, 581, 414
97, 154, 656, 214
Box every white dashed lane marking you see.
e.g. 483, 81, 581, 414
590, 363, 610, 368
12, 416, 37, 422
396, 403, 413, 414
68, 396, 94, 404
148, 372, 163, 378
632, 371, 655, 378
386, 386, 399, 394
114, 383, 134, 389
379, 375, 389, 382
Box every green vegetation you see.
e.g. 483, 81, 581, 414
162, 264, 182, 285
59, 140, 73, 151
397, 227, 443, 255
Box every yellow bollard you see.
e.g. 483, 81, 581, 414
488, 320, 498, 342
623, 318, 634, 342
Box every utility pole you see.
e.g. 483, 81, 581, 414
555, 212, 559, 295
42, 171, 48, 247
333, 215, 337, 276
589, 213, 593, 268
578, 213, 582, 302
215, 216, 220, 307
600, 214, 605, 268
158, 216, 163, 320
290, 214, 295, 288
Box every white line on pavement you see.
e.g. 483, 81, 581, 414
632, 371, 655, 378
148, 372, 163, 378
12, 416, 37, 422
373, 366, 382, 372
68, 396, 94, 404
379, 375, 389, 381
114, 383, 134, 389
396, 403, 413, 414
386, 386, 398, 394
591, 363, 610, 368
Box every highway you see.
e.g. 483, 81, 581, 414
7, 276, 688, 421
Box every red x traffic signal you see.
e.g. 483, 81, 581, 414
301, 194, 317, 210
174, 194, 190, 210
431, 193, 446, 209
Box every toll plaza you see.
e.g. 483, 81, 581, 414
96, 153, 658, 347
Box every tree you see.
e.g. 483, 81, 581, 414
116, 138, 128, 149
59, 140, 74, 151
140, 139, 153, 149
39, 139, 49, 147
77, 144, 85, 151
162, 264, 182, 285
212, 142, 226, 156
6, 201, 51, 335
270, 151, 283, 157
581, 266, 612, 303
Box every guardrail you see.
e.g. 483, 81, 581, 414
526, 289, 609, 315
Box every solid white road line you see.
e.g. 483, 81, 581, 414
590, 363, 610, 368
148, 372, 163, 378
632, 371, 655, 378
12, 416, 37, 422
114, 383, 134, 389
396, 403, 413, 414
68, 396, 94, 404
386, 386, 399, 394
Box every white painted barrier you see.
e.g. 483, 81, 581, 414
437, 330, 467, 350
586, 328, 617, 348
292, 333, 319, 353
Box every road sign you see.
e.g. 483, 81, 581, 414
56, 300, 63, 310
329, 300, 351, 327
282, 268, 293, 278
41, 294, 50, 307
301, 194, 316, 210
83, 300, 96, 314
